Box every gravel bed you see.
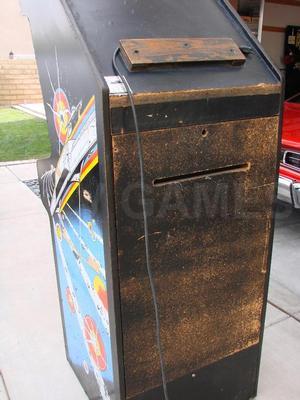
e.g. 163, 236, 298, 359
23, 179, 41, 198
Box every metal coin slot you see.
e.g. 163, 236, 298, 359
153, 162, 251, 187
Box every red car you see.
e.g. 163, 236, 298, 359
278, 93, 300, 208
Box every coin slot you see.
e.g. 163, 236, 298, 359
153, 162, 251, 187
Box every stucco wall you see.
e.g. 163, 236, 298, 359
0, 0, 34, 59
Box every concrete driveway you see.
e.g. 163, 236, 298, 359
0, 162, 299, 400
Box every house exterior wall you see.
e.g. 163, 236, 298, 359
0, 0, 34, 59
0, 60, 42, 106
0, 0, 42, 105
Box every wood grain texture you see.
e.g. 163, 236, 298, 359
112, 116, 279, 399
120, 38, 246, 71
109, 83, 281, 108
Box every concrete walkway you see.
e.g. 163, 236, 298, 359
13, 104, 46, 120
0, 163, 86, 400
0, 162, 300, 399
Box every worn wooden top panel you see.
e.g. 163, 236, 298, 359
63, 0, 280, 95
109, 83, 281, 108
112, 116, 279, 398
120, 38, 246, 71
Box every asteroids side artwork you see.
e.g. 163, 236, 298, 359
40, 49, 114, 400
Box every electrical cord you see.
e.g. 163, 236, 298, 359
112, 47, 170, 400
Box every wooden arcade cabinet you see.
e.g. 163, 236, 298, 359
21, 0, 282, 399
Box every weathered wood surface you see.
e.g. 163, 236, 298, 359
130, 345, 260, 400
110, 93, 280, 135
109, 83, 281, 108
120, 38, 246, 71
112, 116, 279, 398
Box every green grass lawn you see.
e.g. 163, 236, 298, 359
0, 107, 51, 162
